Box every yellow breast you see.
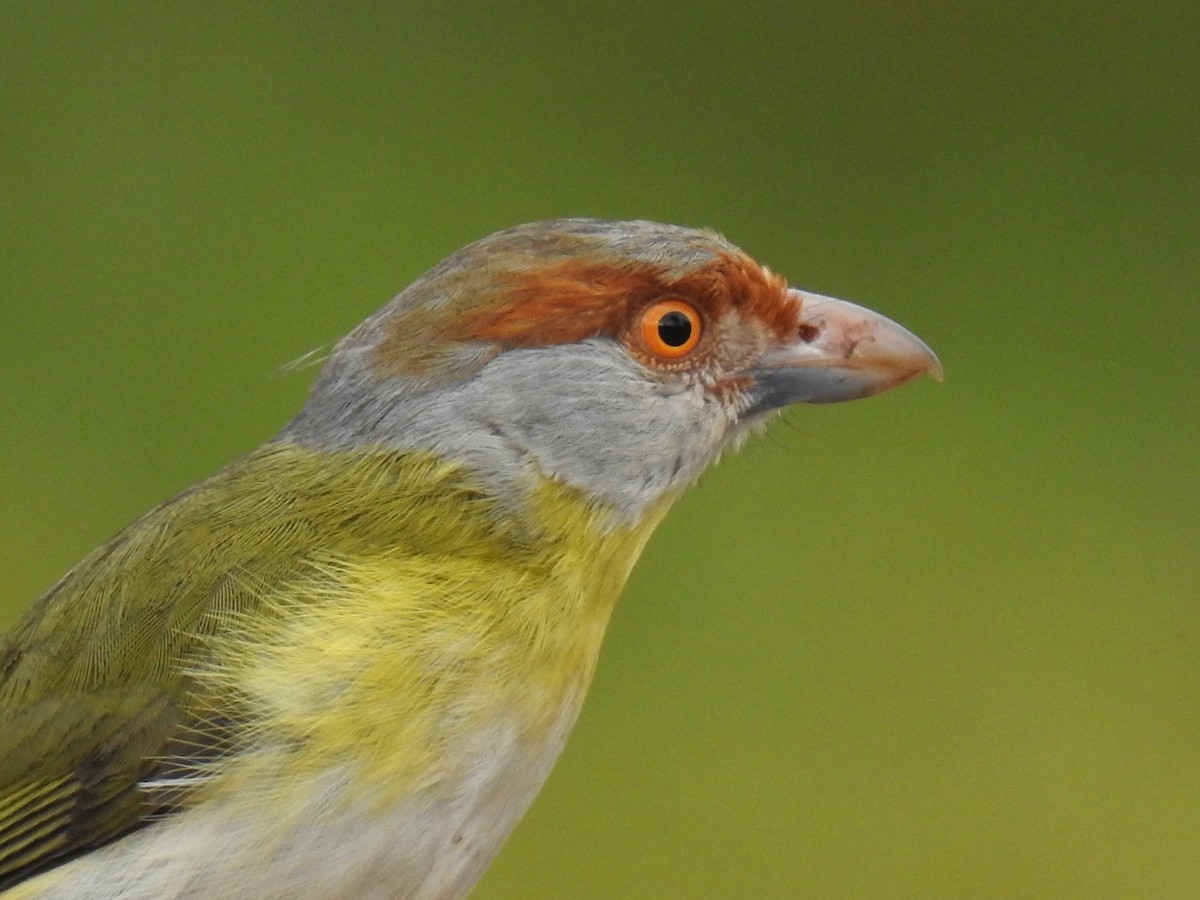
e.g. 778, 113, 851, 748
14, 446, 670, 899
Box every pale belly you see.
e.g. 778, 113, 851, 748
16, 699, 581, 900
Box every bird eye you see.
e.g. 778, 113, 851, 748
638, 299, 702, 358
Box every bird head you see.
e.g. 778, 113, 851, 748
283, 219, 941, 523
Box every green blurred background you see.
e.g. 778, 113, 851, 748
1, 3, 1196, 897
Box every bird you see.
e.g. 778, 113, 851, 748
0, 218, 940, 899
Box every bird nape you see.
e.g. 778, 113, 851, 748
0, 219, 940, 899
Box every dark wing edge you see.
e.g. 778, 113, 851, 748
0, 688, 183, 891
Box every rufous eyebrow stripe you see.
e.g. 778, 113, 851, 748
457, 252, 792, 347
370, 250, 793, 379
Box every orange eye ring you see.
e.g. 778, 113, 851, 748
638, 299, 702, 359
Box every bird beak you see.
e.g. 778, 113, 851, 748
744, 289, 942, 416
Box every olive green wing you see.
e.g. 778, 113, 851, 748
0, 444, 487, 891
0, 446, 317, 889
0, 683, 183, 889
0, 549, 304, 888
0, 504, 241, 889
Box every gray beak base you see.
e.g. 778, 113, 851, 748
745, 290, 942, 417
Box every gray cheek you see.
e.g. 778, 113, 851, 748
282, 340, 734, 523
453, 344, 730, 521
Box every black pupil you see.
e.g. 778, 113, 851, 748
657, 310, 692, 346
